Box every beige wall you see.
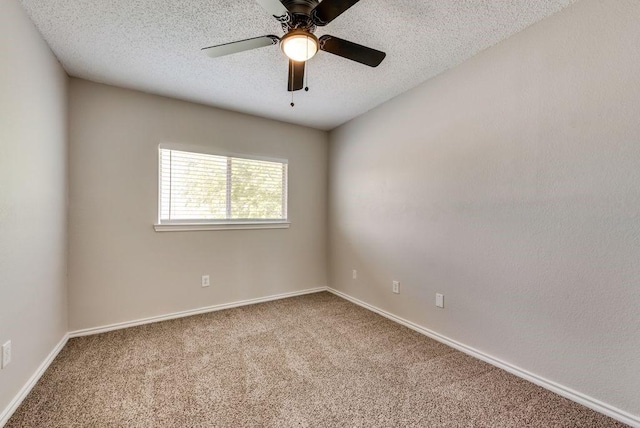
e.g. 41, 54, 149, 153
329, 0, 640, 418
0, 0, 68, 417
68, 79, 328, 331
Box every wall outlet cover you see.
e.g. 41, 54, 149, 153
436, 293, 444, 308
2, 341, 11, 369
352, 270, 357, 279
392, 281, 400, 294
201, 275, 210, 287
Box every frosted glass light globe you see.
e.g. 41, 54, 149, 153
281, 32, 318, 62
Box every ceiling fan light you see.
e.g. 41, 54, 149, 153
281, 32, 318, 62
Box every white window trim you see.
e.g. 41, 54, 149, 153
156, 143, 290, 231
153, 221, 291, 232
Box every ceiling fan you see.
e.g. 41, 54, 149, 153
201, 0, 386, 93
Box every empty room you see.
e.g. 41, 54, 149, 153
1, 0, 639, 426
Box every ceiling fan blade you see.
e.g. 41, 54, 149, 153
255, 0, 290, 20
311, 0, 360, 26
202, 35, 279, 59
288, 60, 305, 92
319, 35, 386, 67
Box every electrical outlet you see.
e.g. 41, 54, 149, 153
392, 281, 400, 294
436, 293, 444, 308
352, 270, 357, 280
2, 341, 11, 369
201, 275, 210, 287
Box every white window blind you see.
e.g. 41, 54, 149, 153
159, 148, 288, 223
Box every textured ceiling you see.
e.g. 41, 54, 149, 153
19, 0, 575, 130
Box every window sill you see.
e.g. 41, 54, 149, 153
153, 221, 290, 232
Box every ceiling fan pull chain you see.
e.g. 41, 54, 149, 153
305, 65, 309, 92
305, 36, 310, 92
290, 59, 295, 107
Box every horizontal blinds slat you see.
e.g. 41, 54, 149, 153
160, 148, 286, 222
161, 174, 281, 180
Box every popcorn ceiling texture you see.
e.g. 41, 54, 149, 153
6, 293, 626, 427
18, 0, 575, 130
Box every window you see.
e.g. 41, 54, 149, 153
155, 146, 289, 231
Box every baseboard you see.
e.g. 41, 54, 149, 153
0, 333, 69, 427
327, 287, 639, 428
69, 287, 328, 338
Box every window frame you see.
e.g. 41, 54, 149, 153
154, 143, 290, 232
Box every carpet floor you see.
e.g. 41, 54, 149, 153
7, 292, 626, 427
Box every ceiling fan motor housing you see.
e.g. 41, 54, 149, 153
281, 0, 319, 16
281, 0, 320, 32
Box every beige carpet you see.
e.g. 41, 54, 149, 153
7, 292, 625, 427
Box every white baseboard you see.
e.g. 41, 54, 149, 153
327, 287, 639, 428
0, 333, 69, 427
69, 287, 328, 338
